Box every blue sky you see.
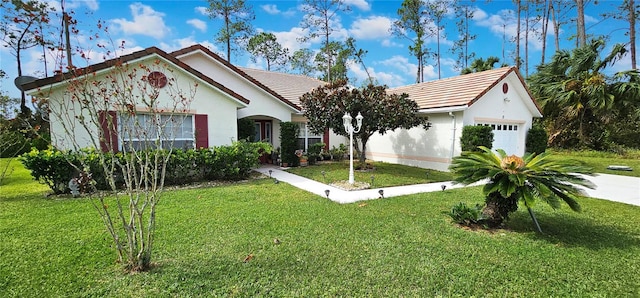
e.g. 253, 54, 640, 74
1, 0, 636, 100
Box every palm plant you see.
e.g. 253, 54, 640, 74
449, 147, 595, 231
528, 38, 639, 149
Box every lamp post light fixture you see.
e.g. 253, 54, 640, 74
325, 189, 330, 199
343, 112, 363, 184
268, 169, 273, 178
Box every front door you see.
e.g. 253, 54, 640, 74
254, 120, 272, 163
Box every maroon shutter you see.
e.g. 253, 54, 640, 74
98, 110, 118, 152
195, 114, 208, 149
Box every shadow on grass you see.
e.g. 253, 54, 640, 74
507, 211, 640, 250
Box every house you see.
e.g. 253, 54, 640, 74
23, 45, 540, 172
366, 67, 542, 171
22, 45, 341, 156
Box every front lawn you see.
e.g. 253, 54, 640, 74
550, 149, 640, 177
286, 160, 454, 187
1, 160, 639, 296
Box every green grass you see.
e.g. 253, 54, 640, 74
1, 160, 639, 297
286, 161, 454, 187
549, 149, 640, 177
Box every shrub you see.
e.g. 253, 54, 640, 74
447, 202, 485, 226
237, 118, 256, 141
460, 125, 493, 152
20, 141, 271, 194
330, 144, 347, 161
280, 122, 299, 166
308, 142, 325, 165
525, 125, 548, 154
19, 147, 81, 194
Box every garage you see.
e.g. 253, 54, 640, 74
478, 122, 521, 155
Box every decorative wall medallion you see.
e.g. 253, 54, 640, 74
502, 82, 509, 94
148, 71, 167, 88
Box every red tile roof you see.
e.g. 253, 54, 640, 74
389, 66, 541, 114
238, 67, 326, 107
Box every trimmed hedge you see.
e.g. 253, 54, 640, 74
20, 141, 272, 194
280, 122, 299, 166
460, 125, 494, 152
526, 126, 548, 154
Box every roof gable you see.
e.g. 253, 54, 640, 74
23, 47, 250, 106
171, 44, 302, 111
389, 67, 541, 114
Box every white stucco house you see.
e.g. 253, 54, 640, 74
367, 67, 543, 171
23, 45, 541, 171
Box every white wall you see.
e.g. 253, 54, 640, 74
463, 74, 536, 156
177, 53, 295, 122
365, 73, 538, 171
43, 57, 242, 150
365, 113, 462, 171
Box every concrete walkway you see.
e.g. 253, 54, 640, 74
255, 165, 640, 207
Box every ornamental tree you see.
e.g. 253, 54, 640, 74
300, 79, 429, 163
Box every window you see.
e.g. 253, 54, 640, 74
296, 122, 322, 151
119, 113, 194, 151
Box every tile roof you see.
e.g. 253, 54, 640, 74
171, 45, 303, 111
388, 66, 540, 113
238, 67, 326, 107
22, 47, 250, 105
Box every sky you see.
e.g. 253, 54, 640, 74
0, 0, 636, 101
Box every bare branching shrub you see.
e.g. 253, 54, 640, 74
38, 49, 197, 271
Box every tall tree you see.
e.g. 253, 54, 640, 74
247, 32, 289, 71
514, 0, 522, 70
391, 0, 430, 83
0, 0, 54, 114
206, 0, 255, 63
528, 39, 639, 149
300, 80, 429, 163
298, 0, 350, 82
314, 40, 352, 82
424, 0, 448, 79
451, 2, 477, 71
290, 48, 316, 76
628, 0, 637, 69
575, 0, 586, 47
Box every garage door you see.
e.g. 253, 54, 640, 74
478, 123, 519, 155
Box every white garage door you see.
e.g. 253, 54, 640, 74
478, 123, 519, 155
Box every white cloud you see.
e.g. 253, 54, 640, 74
348, 63, 405, 87
187, 19, 207, 32
111, 3, 170, 39
349, 16, 392, 39
272, 27, 312, 52
195, 6, 208, 15
344, 0, 371, 11
159, 37, 219, 55
67, 0, 99, 10
261, 4, 296, 17
381, 39, 403, 48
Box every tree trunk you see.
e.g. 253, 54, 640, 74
552, 3, 560, 52
515, 0, 521, 70
541, 0, 550, 64
481, 192, 519, 228
576, 0, 586, 47
630, 0, 637, 69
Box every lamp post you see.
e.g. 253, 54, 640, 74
343, 112, 363, 184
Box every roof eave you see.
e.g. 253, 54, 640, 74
418, 105, 468, 114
